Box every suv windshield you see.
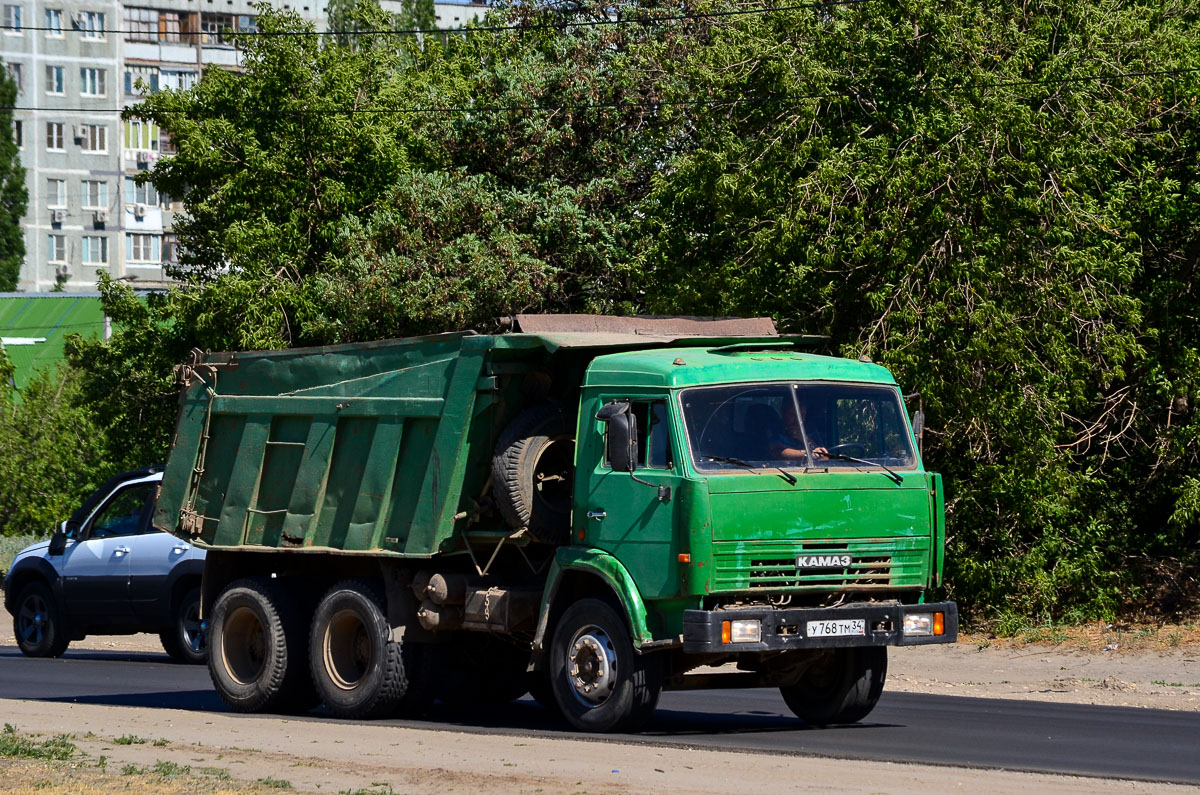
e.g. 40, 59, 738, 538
681, 382, 916, 472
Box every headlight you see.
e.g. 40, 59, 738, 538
904, 612, 945, 636
721, 619, 762, 643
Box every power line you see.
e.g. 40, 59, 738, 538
0, 0, 871, 40
5, 65, 1198, 117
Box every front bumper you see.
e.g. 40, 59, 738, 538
682, 601, 958, 653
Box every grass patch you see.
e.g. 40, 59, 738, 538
113, 735, 147, 745
151, 760, 190, 777
0, 725, 76, 761
257, 777, 293, 789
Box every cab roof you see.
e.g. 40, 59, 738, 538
580, 345, 898, 389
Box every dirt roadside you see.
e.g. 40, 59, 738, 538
2, 630, 1198, 793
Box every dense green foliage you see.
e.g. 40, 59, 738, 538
60, 0, 1199, 624
0, 65, 27, 291
0, 356, 107, 538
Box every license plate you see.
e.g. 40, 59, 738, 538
806, 619, 865, 638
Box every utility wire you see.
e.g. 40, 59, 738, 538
6, 65, 1198, 117
0, 0, 871, 39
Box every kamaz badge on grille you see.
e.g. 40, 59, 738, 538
796, 554, 852, 568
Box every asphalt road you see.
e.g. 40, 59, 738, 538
2, 645, 1198, 785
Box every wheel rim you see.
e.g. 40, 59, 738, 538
566, 623, 618, 706
323, 608, 371, 691
18, 594, 48, 646
182, 600, 206, 654
222, 605, 267, 685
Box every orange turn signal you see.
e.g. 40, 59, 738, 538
678, 553, 691, 563
721, 620, 731, 644
933, 612, 945, 636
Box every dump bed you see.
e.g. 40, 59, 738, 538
155, 317, 790, 558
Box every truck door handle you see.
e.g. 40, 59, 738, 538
114, 547, 131, 556
587, 511, 607, 521
172, 545, 189, 554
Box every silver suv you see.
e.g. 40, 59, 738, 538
3, 467, 207, 663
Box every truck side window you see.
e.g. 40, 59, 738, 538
604, 400, 673, 470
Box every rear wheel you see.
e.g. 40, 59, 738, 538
13, 582, 70, 658
309, 579, 432, 719
548, 598, 662, 732
160, 586, 206, 664
208, 578, 315, 714
779, 647, 887, 725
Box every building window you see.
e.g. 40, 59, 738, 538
200, 13, 234, 45
160, 11, 191, 42
12, 119, 21, 148
80, 124, 106, 153
5, 62, 21, 93
46, 122, 64, 151
3, 5, 21, 32
43, 8, 62, 35
159, 69, 196, 92
47, 234, 66, 263
159, 129, 177, 154
47, 178, 66, 207
80, 67, 107, 97
126, 233, 160, 263
45, 65, 64, 94
81, 235, 108, 265
123, 7, 157, 41
124, 120, 158, 151
82, 180, 107, 209
163, 232, 179, 264
125, 176, 159, 206
124, 65, 159, 96
76, 11, 105, 40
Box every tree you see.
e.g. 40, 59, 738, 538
0, 64, 27, 291
69, 0, 1200, 623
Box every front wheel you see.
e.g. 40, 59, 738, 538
548, 598, 662, 732
13, 581, 70, 658
780, 646, 887, 725
160, 586, 206, 664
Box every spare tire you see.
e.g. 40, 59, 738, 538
492, 403, 574, 544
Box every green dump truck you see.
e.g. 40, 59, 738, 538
157, 314, 957, 732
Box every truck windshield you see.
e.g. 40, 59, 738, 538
680, 382, 917, 472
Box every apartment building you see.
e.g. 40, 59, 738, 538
3, 0, 487, 294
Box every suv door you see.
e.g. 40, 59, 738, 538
60, 480, 156, 623
128, 528, 195, 621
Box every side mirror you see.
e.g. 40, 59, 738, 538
912, 410, 925, 455
596, 401, 638, 473
48, 530, 67, 556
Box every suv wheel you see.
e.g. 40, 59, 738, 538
161, 587, 207, 664
13, 581, 70, 658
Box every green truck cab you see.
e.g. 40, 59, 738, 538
157, 315, 956, 732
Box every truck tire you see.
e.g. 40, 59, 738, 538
548, 598, 662, 732
309, 579, 428, 719
492, 402, 574, 544
780, 646, 887, 725
160, 586, 206, 664
13, 581, 70, 658
208, 578, 315, 714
